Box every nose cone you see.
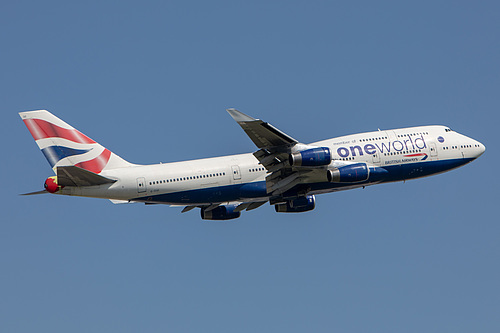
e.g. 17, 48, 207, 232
476, 141, 486, 158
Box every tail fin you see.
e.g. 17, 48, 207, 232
19, 110, 134, 174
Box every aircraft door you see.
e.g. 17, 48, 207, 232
231, 165, 241, 180
137, 177, 147, 193
429, 142, 438, 158
372, 152, 381, 165
457, 145, 465, 158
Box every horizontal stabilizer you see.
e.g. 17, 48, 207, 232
21, 190, 48, 196
57, 166, 116, 187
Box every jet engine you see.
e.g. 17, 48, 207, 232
201, 205, 241, 220
275, 195, 315, 213
289, 147, 332, 167
327, 163, 369, 183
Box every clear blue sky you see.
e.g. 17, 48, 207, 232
1, 1, 499, 332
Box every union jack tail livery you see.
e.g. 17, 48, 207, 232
20, 110, 133, 174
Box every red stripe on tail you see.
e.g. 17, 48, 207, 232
23, 118, 96, 144
75, 149, 111, 174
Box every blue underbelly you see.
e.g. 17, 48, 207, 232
133, 158, 474, 204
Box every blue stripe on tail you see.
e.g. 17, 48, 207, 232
41, 146, 91, 167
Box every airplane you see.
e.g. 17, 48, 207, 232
20, 109, 485, 220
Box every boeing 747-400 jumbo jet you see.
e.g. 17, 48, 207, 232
20, 109, 485, 220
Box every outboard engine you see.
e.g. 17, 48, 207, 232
289, 147, 332, 167
201, 205, 241, 220
275, 195, 315, 213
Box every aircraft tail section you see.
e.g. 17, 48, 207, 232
19, 110, 134, 173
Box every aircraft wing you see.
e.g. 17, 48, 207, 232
227, 109, 326, 198
226, 108, 298, 149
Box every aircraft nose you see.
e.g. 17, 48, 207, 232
476, 141, 486, 158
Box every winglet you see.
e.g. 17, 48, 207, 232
226, 108, 258, 123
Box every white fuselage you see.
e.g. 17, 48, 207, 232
57, 125, 485, 206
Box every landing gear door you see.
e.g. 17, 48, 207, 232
137, 177, 146, 193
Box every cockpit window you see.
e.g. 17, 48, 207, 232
445, 128, 453, 132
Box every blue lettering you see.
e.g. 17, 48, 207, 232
364, 144, 376, 155
337, 147, 349, 157
415, 135, 427, 149
350, 145, 363, 156
408, 136, 415, 149
393, 140, 404, 151
375, 142, 391, 153
338, 136, 426, 158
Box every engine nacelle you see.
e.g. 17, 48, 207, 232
44, 176, 62, 193
275, 195, 315, 213
327, 163, 369, 183
289, 147, 332, 167
201, 205, 241, 220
